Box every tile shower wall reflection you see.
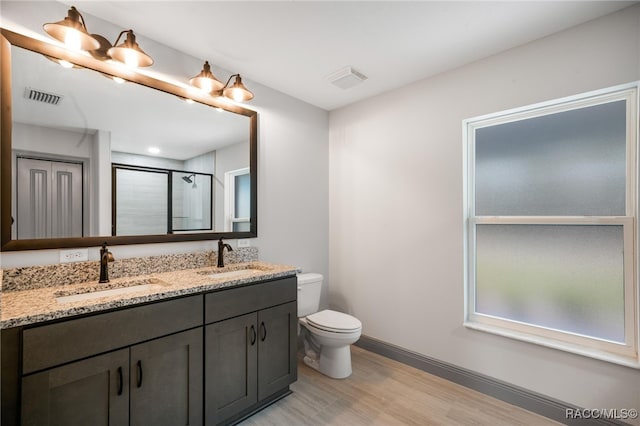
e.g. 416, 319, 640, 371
172, 172, 212, 231
115, 167, 169, 235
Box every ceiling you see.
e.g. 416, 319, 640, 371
65, 1, 637, 110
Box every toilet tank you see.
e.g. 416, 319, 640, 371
297, 273, 323, 317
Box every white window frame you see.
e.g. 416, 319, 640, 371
224, 167, 250, 232
463, 83, 639, 368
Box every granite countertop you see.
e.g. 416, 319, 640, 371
1, 261, 298, 329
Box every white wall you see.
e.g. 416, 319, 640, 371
214, 142, 248, 231
329, 4, 640, 418
0, 1, 330, 300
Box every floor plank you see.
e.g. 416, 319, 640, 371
240, 346, 560, 425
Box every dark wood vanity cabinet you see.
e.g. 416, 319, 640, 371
1, 275, 298, 426
204, 276, 298, 425
18, 296, 203, 426
21, 328, 203, 426
22, 348, 130, 425
129, 329, 203, 426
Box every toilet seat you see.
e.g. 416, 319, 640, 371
306, 310, 362, 333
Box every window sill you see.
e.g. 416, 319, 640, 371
463, 321, 640, 369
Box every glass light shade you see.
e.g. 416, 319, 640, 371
107, 30, 153, 68
223, 75, 254, 102
189, 61, 224, 93
45, 55, 81, 69
43, 6, 100, 51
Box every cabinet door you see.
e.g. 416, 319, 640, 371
21, 348, 129, 426
130, 328, 203, 426
257, 301, 298, 400
205, 312, 258, 425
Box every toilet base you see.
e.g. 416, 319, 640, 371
303, 345, 353, 379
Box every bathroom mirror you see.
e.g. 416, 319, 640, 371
1, 29, 257, 250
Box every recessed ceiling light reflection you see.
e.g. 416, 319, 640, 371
147, 147, 160, 155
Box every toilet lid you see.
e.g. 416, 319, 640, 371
306, 310, 362, 333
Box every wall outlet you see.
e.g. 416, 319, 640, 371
60, 248, 89, 263
237, 239, 251, 248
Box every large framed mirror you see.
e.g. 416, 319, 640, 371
1, 29, 257, 251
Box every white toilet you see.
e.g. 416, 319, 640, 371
297, 273, 362, 379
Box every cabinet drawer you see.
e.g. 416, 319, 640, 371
22, 295, 203, 374
205, 276, 297, 324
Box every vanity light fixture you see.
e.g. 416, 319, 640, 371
43, 6, 100, 51
89, 30, 153, 68
106, 30, 154, 68
222, 75, 254, 102
189, 61, 254, 102
189, 61, 224, 94
43, 6, 154, 68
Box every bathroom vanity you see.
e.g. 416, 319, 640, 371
1, 263, 298, 426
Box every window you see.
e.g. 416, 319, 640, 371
224, 167, 251, 232
464, 84, 639, 367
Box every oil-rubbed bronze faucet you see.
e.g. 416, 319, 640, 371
217, 238, 233, 268
99, 242, 115, 283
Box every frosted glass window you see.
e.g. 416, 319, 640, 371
466, 86, 638, 363
476, 224, 625, 343
233, 222, 251, 232
475, 100, 626, 216
234, 173, 250, 219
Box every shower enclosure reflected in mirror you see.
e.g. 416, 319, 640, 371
1, 29, 257, 250
113, 164, 217, 236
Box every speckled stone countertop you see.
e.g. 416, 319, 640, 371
1, 261, 298, 329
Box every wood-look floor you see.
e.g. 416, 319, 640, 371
240, 346, 560, 426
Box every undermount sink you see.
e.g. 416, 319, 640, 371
55, 278, 169, 304
202, 269, 263, 279
199, 264, 271, 280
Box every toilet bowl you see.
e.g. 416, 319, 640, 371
297, 273, 362, 379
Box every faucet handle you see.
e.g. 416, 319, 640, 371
101, 242, 115, 262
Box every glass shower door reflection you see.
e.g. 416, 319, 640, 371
115, 168, 169, 236
172, 172, 213, 231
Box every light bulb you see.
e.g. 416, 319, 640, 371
231, 88, 243, 102
59, 60, 74, 69
112, 76, 125, 84
200, 79, 213, 93
64, 30, 82, 51
123, 50, 139, 68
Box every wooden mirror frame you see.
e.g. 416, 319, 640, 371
0, 29, 257, 251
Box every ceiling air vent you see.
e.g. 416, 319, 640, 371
24, 87, 63, 106
327, 66, 368, 90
